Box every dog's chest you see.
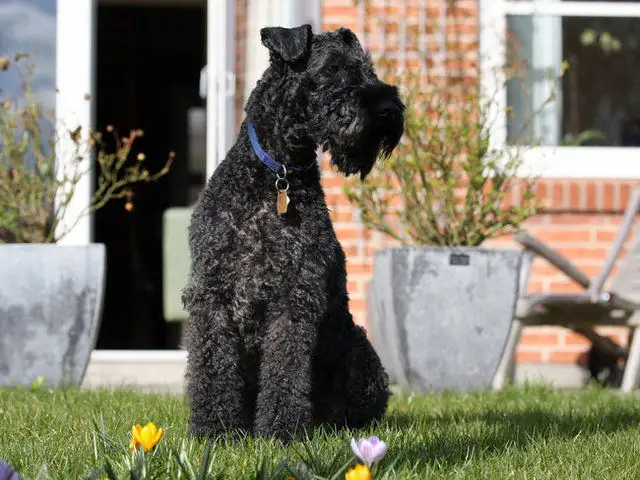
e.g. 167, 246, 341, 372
229, 197, 336, 298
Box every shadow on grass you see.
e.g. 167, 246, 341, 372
381, 393, 640, 469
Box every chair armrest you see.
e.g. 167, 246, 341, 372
588, 188, 640, 300
514, 230, 591, 289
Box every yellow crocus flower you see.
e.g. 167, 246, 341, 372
345, 464, 371, 480
129, 421, 164, 453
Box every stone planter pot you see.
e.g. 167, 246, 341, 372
0, 244, 106, 388
367, 246, 523, 393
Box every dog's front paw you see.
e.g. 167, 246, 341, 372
254, 406, 313, 443
254, 424, 296, 443
189, 413, 250, 442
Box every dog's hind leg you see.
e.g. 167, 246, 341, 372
184, 302, 249, 438
343, 325, 391, 429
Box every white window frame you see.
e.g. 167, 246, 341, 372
479, 0, 640, 179
55, 0, 96, 244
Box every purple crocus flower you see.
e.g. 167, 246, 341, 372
0, 459, 21, 480
350, 436, 387, 467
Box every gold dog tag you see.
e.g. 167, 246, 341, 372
277, 189, 290, 215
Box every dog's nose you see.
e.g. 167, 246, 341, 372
377, 100, 398, 118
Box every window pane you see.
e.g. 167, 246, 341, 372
0, 1, 57, 132
506, 13, 640, 146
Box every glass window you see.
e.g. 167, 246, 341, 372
506, 3, 640, 147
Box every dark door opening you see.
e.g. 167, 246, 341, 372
94, 4, 205, 349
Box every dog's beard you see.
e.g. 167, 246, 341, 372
324, 108, 404, 180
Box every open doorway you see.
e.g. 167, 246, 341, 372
94, 2, 206, 349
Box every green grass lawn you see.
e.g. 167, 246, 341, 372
2, 384, 640, 479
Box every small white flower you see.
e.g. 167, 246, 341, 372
350, 436, 387, 467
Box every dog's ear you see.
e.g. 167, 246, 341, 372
336, 27, 357, 47
260, 24, 312, 63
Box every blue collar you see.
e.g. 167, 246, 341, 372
247, 121, 302, 175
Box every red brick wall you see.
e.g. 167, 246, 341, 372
234, 0, 637, 366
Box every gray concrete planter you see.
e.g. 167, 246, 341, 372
0, 244, 106, 388
367, 246, 523, 393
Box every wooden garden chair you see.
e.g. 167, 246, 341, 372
493, 188, 640, 392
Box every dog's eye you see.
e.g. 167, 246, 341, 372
324, 65, 341, 77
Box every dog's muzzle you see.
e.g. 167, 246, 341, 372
375, 98, 403, 122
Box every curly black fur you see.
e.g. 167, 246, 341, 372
182, 24, 404, 441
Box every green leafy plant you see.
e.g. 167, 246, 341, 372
0, 54, 174, 244
344, 63, 546, 247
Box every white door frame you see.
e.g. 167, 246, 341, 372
55, 0, 97, 245
87, 0, 323, 369
480, 0, 640, 179
88, 2, 228, 370
205, 0, 236, 180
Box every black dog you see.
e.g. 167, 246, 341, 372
183, 24, 404, 441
